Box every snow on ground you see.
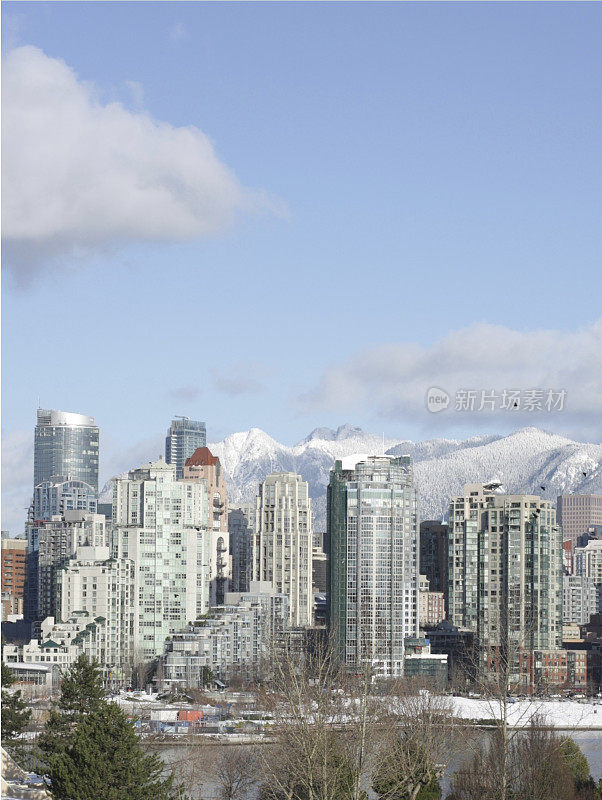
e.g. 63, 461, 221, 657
450, 696, 602, 728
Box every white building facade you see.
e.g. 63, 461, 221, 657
160, 583, 289, 687
57, 545, 135, 673
111, 458, 211, 661
252, 473, 313, 627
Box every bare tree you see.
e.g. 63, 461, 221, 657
372, 684, 460, 800
257, 633, 375, 800
213, 747, 262, 800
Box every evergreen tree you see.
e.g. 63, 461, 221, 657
1, 661, 32, 740
39, 655, 186, 800
559, 737, 592, 790
46, 701, 185, 800
38, 654, 106, 763
57, 653, 106, 714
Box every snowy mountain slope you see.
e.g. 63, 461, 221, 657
209, 426, 602, 529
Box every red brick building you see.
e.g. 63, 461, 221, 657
1, 534, 27, 620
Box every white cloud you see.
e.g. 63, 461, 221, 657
2, 46, 278, 283
303, 320, 602, 439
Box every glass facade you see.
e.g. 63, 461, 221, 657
165, 418, 207, 479
34, 409, 99, 492
448, 486, 563, 675
32, 479, 97, 521
328, 456, 419, 677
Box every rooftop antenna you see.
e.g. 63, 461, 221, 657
37, 396, 40, 409
382, 432, 385, 455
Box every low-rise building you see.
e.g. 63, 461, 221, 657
160, 583, 288, 688
404, 637, 448, 686
418, 575, 445, 627
1, 534, 27, 621
3, 613, 107, 675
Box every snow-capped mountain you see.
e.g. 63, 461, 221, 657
209, 426, 602, 530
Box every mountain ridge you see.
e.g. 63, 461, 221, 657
99, 426, 602, 530
207, 425, 602, 529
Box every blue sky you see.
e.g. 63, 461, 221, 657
2, 2, 602, 530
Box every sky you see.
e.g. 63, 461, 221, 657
2, 2, 602, 533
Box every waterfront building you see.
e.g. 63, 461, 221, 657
447, 484, 563, 683
328, 455, 419, 678
160, 582, 288, 688
57, 545, 135, 674
3, 613, 107, 674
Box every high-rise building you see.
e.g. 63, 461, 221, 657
328, 456, 419, 678
34, 409, 99, 492
25, 512, 107, 622
58, 545, 136, 675
1, 534, 27, 620
31, 479, 97, 522
448, 484, 563, 681
165, 417, 206, 479
252, 473, 313, 628
228, 506, 253, 593
557, 494, 602, 547
563, 575, 598, 625
182, 447, 230, 605
419, 520, 448, 595
574, 539, 602, 620
111, 457, 211, 661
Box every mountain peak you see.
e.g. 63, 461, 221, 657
302, 424, 366, 444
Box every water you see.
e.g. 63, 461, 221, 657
155, 729, 602, 798
440, 729, 602, 794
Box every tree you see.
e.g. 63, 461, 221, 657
46, 701, 185, 800
559, 737, 592, 790
201, 665, 215, 688
57, 653, 106, 714
372, 690, 456, 800
1, 661, 32, 740
449, 721, 590, 800
213, 746, 261, 800
38, 654, 106, 764
39, 655, 186, 800
257, 635, 369, 800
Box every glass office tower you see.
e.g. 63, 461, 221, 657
165, 417, 206, 479
33, 409, 99, 492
